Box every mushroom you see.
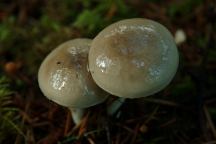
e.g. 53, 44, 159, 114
174, 29, 186, 45
88, 18, 179, 115
38, 38, 108, 124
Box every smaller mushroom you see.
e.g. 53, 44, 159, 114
88, 18, 179, 115
38, 38, 108, 124
174, 29, 186, 45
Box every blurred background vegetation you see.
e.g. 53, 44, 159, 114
0, 0, 216, 143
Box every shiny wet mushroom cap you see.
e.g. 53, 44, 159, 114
38, 38, 108, 108
89, 18, 179, 98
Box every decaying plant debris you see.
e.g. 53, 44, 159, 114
0, 0, 216, 143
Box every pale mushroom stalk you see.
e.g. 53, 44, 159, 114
89, 18, 179, 114
107, 97, 125, 115
68, 108, 85, 125
38, 39, 108, 125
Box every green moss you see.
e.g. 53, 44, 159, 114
0, 76, 24, 143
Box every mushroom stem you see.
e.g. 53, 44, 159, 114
68, 108, 85, 125
107, 97, 125, 115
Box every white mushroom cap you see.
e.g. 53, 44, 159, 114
89, 18, 179, 98
38, 38, 108, 108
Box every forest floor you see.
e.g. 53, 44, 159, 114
0, 0, 216, 144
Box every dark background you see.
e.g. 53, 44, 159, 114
0, 0, 216, 143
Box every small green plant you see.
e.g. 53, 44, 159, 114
73, 0, 135, 36
0, 76, 24, 143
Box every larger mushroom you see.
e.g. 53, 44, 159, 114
88, 18, 179, 114
38, 38, 108, 124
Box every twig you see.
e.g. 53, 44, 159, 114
142, 98, 180, 107
203, 141, 216, 144
203, 105, 216, 139
130, 124, 140, 144
105, 123, 111, 144
144, 106, 159, 124
160, 118, 176, 128
15, 89, 33, 144
2, 115, 26, 139
174, 133, 188, 144
64, 110, 72, 136
87, 138, 95, 144
115, 123, 135, 134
